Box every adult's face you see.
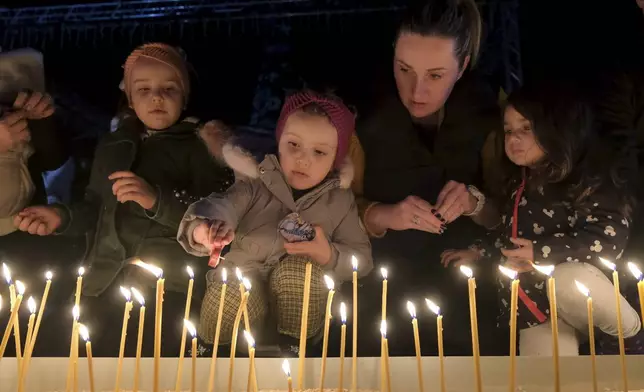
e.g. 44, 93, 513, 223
393, 32, 468, 119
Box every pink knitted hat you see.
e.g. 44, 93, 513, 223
122, 43, 190, 105
276, 90, 355, 169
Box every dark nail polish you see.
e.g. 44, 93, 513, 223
435, 212, 443, 219
441, 224, 447, 230
431, 208, 437, 214
440, 218, 447, 224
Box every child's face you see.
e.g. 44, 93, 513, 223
129, 58, 183, 130
278, 111, 338, 190
503, 105, 545, 167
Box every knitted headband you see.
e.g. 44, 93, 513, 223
276, 91, 355, 169
122, 43, 190, 105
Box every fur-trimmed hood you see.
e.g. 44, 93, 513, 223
220, 141, 354, 189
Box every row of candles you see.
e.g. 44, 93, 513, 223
1, 255, 643, 392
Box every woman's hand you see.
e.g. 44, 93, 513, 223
500, 237, 534, 273
283, 226, 332, 266
0, 111, 29, 152
14, 206, 63, 235
441, 248, 482, 268
13, 91, 55, 120
366, 196, 445, 235
435, 181, 479, 223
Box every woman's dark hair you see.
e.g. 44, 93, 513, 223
496, 82, 636, 217
396, 0, 482, 68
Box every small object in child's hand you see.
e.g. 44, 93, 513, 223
208, 248, 223, 268
279, 212, 316, 243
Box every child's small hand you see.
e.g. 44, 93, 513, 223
500, 237, 534, 273
440, 248, 481, 268
283, 226, 332, 266
193, 220, 234, 265
109, 171, 158, 210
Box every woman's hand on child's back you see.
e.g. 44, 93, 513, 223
440, 248, 481, 268
283, 226, 332, 266
109, 171, 158, 210
14, 206, 62, 235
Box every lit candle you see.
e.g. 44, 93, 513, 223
351, 256, 358, 392
338, 302, 347, 392
283, 359, 293, 392
17, 297, 37, 392
131, 288, 145, 392
3, 263, 22, 369
244, 330, 258, 392
627, 262, 644, 329
460, 265, 482, 392
426, 299, 446, 392
380, 268, 388, 392
296, 262, 313, 390
72, 266, 85, 392
575, 281, 597, 392
534, 264, 559, 392
65, 305, 80, 392
600, 257, 628, 392
236, 268, 253, 336
132, 260, 164, 392
24, 271, 53, 370
0, 280, 24, 359
184, 320, 198, 392
380, 320, 392, 392
407, 301, 424, 392
175, 266, 195, 392
319, 275, 335, 392
74, 267, 85, 307
499, 265, 519, 392
114, 287, 133, 392
207, 268, 227, 392
228, 278, 251, 392
78, 324, 95, 392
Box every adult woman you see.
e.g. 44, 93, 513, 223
350, 0, 501, 356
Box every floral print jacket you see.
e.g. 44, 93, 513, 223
480, 177, 630, 329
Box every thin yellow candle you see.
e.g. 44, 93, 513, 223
575, 281, 597, 392
627, 262, 644, 328
65, 305, 80, 392
175, 266, 195, 392
74, 267, 85, 307
207, 268, 228, 392
600, 257, 628, 392
0, 280, 25, 359
132, 260, 164, 392
297, 262, 313, 390
351, 256, 359, 392
72, 266, 85, 392
23, 271, 53, 372
499, 265, 519, 392
426, 299, 446, 392
78, 324, 95, 392
131, 288, 145, 392
3, 263, 23, 369
283, 359, 293, 392
407, 301, 424, 392
534, 264, 560, 392
184, 320, 198, 392
318, 275, 335, 392
380, 320, 392, 392
236, 269, 258, 391
17, 297, 37, 392
338, 303, 347, 392
460, 265, 482, 392
228, 278, 251, 392
114, 287, 133, 392
244, 330, 258, 392
379, 268, 388, 392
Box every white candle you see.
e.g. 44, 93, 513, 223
426, 299, 446, 392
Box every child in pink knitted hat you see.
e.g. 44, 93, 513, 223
178, 90, 373, 348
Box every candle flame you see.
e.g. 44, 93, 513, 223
599, 257, 616, 271
15, 280, 25, 295
222, 268, 228, 283
236, 267, 243, 281
120, 286, 132, 301
352, 255, 358, 271
460, 265, 473, 278
499, 265, 518, 280
3, 263, 11, 284
184, 319, 197, 338
627, 262, 643, 280
78, 266, 85, 276
380, 319, 387, 338
242, 277, 252, 291
340, 302, 347, 324
533, 264, 555, 276
186, 266, 194, 279
575, 280, 590, 297
131, 287, 144, 306
27, 296, 37, 314
72, 305, 80, 321
425, 298, 441, 316
131, 259, 163, 278
324, 275, 335, 291
380, 268, 388, 280
45, 271, 53, 281
406, 301, 417, 319
243, 330, 255, 348
78, 324, 90, 342
282, 359, 291, 377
